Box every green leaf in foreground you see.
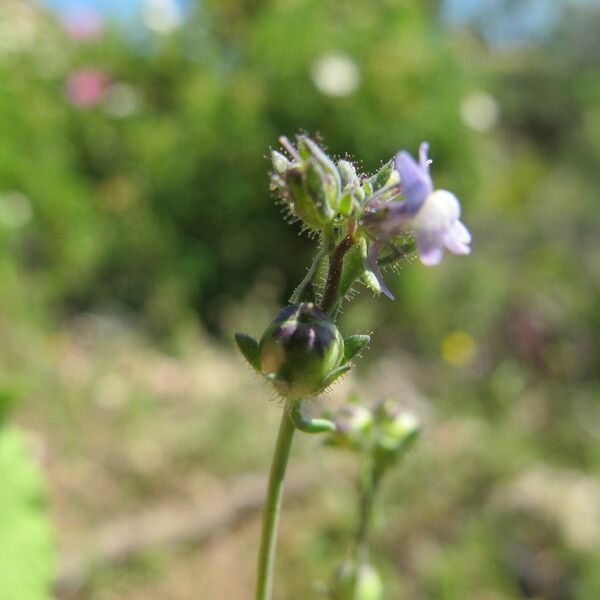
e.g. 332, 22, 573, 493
0, 426, 55, 600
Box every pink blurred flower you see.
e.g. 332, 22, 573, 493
66, 69, 109, 108
61, 7, 103, 41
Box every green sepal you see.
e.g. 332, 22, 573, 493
339, 237, 382, 299
337, 159, 359, 188
361, 238, 382, 294
339, 192, 353, 217
372, 160, 394, 190
362, 179, 373, 197
305, 159, 337, 218
319, 363, 352, 390
271, 150, 291, 175
343, 334, 371, 362
297, 136, 342, 198
234, 332, 261, 372
290, 402, 336, 434
361, 266, 382, 294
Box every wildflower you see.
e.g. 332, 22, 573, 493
363, 143, 471, 299
66, 69, 109, 108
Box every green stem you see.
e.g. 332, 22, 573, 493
255, 408, 296, 600
354, 458, 381, 565
289, 248, 326, 304
290, 400, 336, 433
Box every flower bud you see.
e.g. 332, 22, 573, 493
374, 401, 420, 466
259, 303, 345, 400
271, 136, 344, 230
337, 159, 360, 188
271, 149, 291, 176
283, 162, 336, 230
329, 404, 373, 450
297, 135, 342, 202
331, 562, 383, 600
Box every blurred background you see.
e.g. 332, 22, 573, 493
0, 0, 599, 598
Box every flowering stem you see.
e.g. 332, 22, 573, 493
255, 408, 296, 600
320, 223, 357, 314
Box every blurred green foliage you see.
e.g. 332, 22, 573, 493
1, 0, 480, 332
0, 426, 55, 600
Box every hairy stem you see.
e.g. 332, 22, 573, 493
255, 409, 296, 600
320, 223, 357, 314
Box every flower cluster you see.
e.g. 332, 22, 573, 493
270, 136, 471, 300
362, 142, 471, 298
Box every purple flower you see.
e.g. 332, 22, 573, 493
364, 142, 471, 299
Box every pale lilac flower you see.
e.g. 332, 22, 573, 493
363, 143, 471, 299
66, 69, 109, 108
61, 8, 103, 42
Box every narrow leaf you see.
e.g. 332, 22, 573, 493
234, 332, 261, 372
344, 334, 371, 362
319, 363, 352, 390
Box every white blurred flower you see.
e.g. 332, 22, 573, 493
0, 1, 38, 55
142, 0, 183, 34
460, 91, 500, 131
103, 83, 141, 118
311, 52, 361, 97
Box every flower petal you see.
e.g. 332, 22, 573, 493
416, 230, 445, 266
394, 149, 433, 213
443, 221, 471, 255
367, 241, 396, 300
453, 220, 472, 244
418, 142, 431, 171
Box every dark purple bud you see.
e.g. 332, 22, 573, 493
259, 303, 345, 400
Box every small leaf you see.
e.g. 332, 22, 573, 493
319, 363, 352, 391
234, 332, 261, 372
344, 334, 370, 362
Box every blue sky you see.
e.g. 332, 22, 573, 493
43, 0, 190, 20
43, 0, 565, 46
